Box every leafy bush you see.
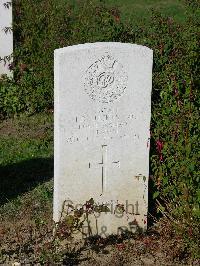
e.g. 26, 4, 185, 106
146, 7, 200, 258
0, 0, 130, 116
0, 0, 199, 259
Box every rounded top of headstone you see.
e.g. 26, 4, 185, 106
54, 42, 153, 57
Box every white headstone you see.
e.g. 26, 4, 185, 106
0, 0, 13, 77
54, 42, 153, 237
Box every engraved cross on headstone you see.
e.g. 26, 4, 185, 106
89, 145, 120, 195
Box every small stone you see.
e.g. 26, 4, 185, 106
12, 262, 21, 266
141, 256, 155, 265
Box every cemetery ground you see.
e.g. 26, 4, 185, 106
0, 114, 198, 265
0, 0, 199, 265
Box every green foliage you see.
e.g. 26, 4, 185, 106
0, 113, 53, 205
0, 0, 199, 259
0, 0, 129, 116
147, 7, 200, 258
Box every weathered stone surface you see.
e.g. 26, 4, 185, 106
0, 0, 13, 77
54, 42, 153, 237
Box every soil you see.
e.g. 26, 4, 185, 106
0, 114, 53, 139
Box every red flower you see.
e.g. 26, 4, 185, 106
188, 227, 193, 237
156, 140, 164, 162
116, 243, 125, 251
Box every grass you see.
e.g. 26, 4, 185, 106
98, 0, 189, 24
0, 113, 53, 205
0, 112, 53, 165
0, 113, 54, 263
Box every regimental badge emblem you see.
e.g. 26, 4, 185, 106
84, 54, 128, 104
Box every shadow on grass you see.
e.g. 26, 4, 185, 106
0, 157, 53, 205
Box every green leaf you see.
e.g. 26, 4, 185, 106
153, 191, 160, 199
65, 215, 75, 226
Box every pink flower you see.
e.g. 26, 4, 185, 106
156, 140, 164, 162
116, 243, 126, 251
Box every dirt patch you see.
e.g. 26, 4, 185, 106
0, 113, 53, 139
0, 208, 195, 266
78, 225, 191, 266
